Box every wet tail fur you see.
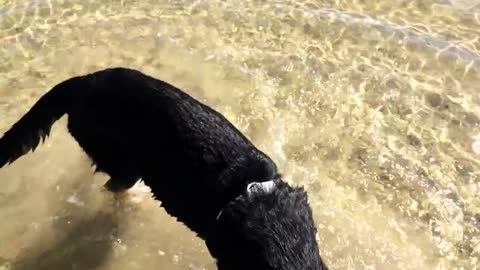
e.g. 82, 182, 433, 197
0, 77, 83, 167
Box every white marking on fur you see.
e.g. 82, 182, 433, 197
216, 180, 277, 221
247, 180, 276, 195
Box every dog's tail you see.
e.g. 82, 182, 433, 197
0, 76, 87, 168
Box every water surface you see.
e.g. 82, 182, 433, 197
0, 0, 480, 269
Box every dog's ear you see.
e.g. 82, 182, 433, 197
206, 202, 272, 270
211, 181, 325, 270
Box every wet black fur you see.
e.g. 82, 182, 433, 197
0, 67, 328, 270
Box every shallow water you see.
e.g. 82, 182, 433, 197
0, 0, 479, 269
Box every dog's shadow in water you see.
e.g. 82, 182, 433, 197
10, 169, 128, 270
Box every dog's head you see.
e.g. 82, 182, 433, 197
207, 180, 328, 270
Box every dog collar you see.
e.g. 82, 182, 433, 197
216, 180, 276, 221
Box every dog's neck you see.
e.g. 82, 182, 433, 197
216, 180, 277, 221
208, 179, 328, 270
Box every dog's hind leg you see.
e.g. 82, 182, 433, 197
104, 175, 139, 193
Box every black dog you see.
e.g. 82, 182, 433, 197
0, 68, 328, 270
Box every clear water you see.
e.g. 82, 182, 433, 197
0, 0, 479, 269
